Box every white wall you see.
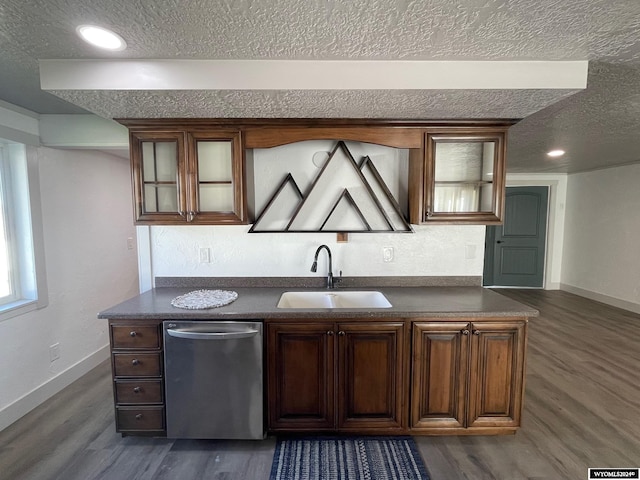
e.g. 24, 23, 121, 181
561, 163, 640, 313
0, 147, 139, 431
144, 224, 486, 285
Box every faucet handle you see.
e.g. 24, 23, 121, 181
334, 270, 344, 286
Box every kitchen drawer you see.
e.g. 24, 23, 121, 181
115, 380, 163, 404
113, 353, 162, 377
111, 325, 161, 350
116, 406, 165, 431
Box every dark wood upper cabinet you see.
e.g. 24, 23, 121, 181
129, 128, 246, 225
186, 130, 246, 224
410, 126, 508, 224
122, 119, 513, 226
130, 131, 187, 224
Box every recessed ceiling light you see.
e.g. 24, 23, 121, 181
547, 149, 565, 157
76, 25, 127, 51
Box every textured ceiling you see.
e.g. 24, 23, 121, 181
48, 88, 577, 120
1, 0, 640, 172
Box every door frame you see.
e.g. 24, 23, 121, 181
501, 175, 568, 290
484, 173, 568, 290
483, 184, 551, 288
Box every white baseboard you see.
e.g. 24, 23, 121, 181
560, 284, 640, 314
0, 345, 110, 432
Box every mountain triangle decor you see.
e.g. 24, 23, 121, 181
249, 141, 412, 233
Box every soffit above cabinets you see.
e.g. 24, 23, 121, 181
40, 60, 585, 120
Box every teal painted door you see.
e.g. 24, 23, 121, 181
483, 186, 548, 287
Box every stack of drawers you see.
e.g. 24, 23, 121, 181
109, 319, 165, 435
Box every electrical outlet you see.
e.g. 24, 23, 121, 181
382, 246, 394, 263
199, 247, 211, 263
49, 343, 60, 362
127, 237, 135, 250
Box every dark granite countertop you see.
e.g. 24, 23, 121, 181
97, 277, 538, 320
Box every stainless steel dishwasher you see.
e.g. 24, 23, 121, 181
163, 321, 264, 439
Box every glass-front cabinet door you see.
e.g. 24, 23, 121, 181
186, 131, 246, 224
423, 129, 506, 224
130, 129, 246, 225
131, 131, 187, 224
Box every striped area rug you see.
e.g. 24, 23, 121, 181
270, 436, 431, 480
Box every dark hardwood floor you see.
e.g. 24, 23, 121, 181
1, 290, 638, 479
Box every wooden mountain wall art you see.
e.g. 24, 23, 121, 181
249, 141, 413, 233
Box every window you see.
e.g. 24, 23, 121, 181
0, 141, 46, 320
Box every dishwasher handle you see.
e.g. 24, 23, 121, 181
167, 328, 259, 340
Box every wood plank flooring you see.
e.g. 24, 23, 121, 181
1, 289, 639, 479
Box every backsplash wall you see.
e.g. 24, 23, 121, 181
146, 224, 486, 282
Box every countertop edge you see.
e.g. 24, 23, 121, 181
97, 285, 540, 320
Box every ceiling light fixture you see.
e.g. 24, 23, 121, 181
76, 25, 127, 51
546, 149, 565, 157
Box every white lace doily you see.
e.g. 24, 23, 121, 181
170, 289, 238, 309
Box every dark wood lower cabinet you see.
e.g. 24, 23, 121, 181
411, 319, 527, 435
109, 319, 166, 436
467, 321, 526, 429
338, 323, 405, 431
411, 322, 469, 431
267, 322, 335, 431
105, 316, 527, 437
267, 320, 407, 433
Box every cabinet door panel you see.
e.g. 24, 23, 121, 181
468, 322, 526, 428
411, 322, 469, 430
187, 130, 246, 224
267, 323, 334, 430
337, 323, 405, 431
411, 127, 508, 225
130, 131, 187, 224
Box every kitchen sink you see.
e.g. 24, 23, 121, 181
276, 291, 392, 309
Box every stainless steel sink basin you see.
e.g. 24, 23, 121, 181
277, 291, 392, 309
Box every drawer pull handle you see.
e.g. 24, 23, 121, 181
129, 331, 137, 337
133, 387, 141, 393
135, 414, 143, 420
131, 359, 140, 366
